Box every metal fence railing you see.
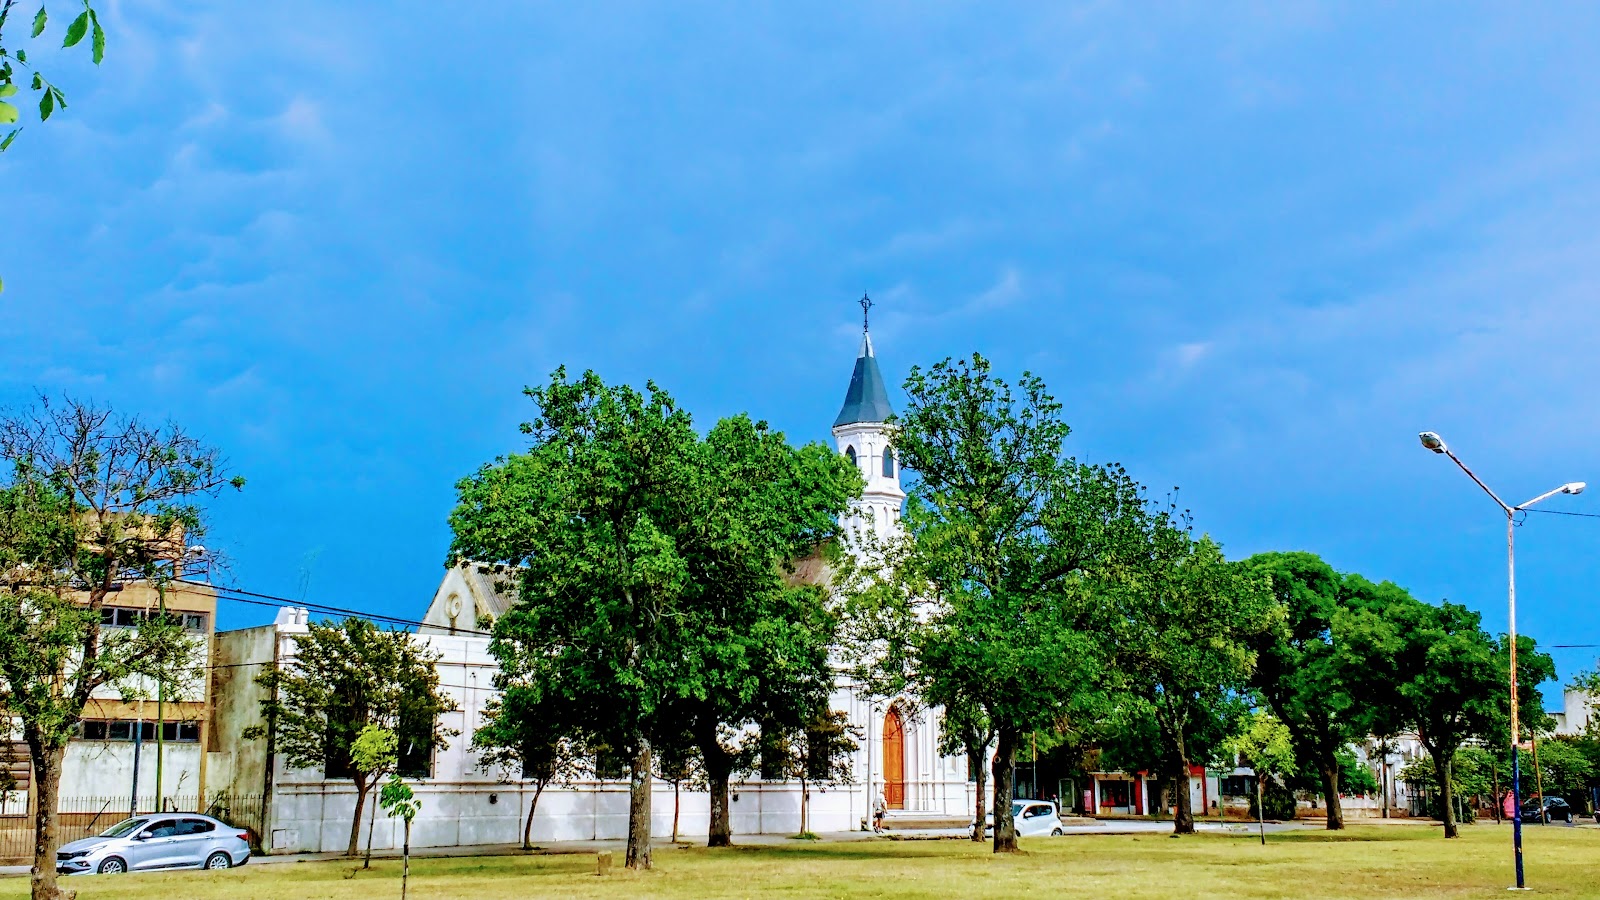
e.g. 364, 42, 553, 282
0, 793, 265, 864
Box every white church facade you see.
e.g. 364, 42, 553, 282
206, 322, 978, 853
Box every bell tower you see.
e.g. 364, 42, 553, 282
832, 295, 905, 538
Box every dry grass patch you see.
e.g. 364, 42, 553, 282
5, 824, 1599, 900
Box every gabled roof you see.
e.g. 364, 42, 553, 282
833, 332, 894, 427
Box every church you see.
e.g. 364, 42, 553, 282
206, 317, 978, 853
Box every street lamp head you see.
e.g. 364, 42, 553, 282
1562, 482, 1586, 495
1418, 431, 1448, 454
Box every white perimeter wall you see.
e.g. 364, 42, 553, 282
261, 631, 977, 854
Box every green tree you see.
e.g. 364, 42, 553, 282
0, 396, 239, 900
1530, 738, 1594, 812
378, 773, 420, 900
1400, 744, 1495, 820
654, 737, 702, 844
453, 374, 858, 863
451, 369, 697, 870
1336, 581, 1553, 838
1102, 503, 1275, 835
349, 725, 397, 868
244, 618, 456, 858
670, 414, 857, 848
1245, 551, 1362, 829
1225, 710, 1296, 843
843, 354, 1144, 853
770, 708, 859, 838
471, 688, 587, 850
937, 699, 994, 842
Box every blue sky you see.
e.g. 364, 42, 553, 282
8, 3, 1600, 689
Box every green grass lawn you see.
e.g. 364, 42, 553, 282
8, 825, 1600, 900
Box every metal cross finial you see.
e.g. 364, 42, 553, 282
860, 293, 873, 332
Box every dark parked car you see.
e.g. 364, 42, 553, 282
1520, 796, 1571, 823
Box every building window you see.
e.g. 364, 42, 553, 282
1099, 780, 1131, 807
1220, 775, 1253, 797
844, 445, 857, 466
100, 607, 207, 632
882, 451, 895, 478
77, 720, 199, 742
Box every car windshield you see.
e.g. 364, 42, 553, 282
100, 818, 150, 838
1012, 802, 1025, 817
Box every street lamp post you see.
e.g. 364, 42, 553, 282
1418, 431, 1583, 891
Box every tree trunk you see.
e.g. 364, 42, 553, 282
991, 727, 1019, 854
347, 777, 368, 857
970, 745, 987, 843
1320, 755, 1344, 831
799, 778, 809, 836
1170, 753, 1195, 835
704, 747, 733, 848
1433, 749, 1458, 839
363, 784, 378, 868
672, 781, 680, 844
523, 783, 545, 850
30, 743, 70, 900
1257, 775, 1267, 845
400, 819, 411, 900
625, 737, 653, 870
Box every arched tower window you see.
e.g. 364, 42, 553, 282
882, 450, 895, 478
845, 445, 857, 466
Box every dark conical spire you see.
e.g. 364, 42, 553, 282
834, 296, 893, 427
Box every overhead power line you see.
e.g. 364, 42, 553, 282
178, 579, 495, 638
1523, 508, 1600, 520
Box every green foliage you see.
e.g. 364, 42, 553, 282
245, 617, 456, 856
1337, 746, 1380, 796
247, 618, 456, 779
351, 725, 399, 779
1334, 577, 1554, 837
1245, 551, 1362, 824
1228, 711, 1298, 822
841, 354, 1144, 851
450, 369, 858, 860
1399, 746, 1495, 798
0, 395, 238, 897
1226, 711, 1297, 781
471, 688, 587, 789
770, 708, 858, 838
1247, 776, 1299, 820
379, 774, 420, 824
1100, 501, 1277, 832
0, 1, 105, 165
1530, 737, 1596, 804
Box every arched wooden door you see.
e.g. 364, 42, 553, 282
883, 706, 905, 810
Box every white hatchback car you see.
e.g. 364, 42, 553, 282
56, 814, 251, 876
978, 800, 1064, 838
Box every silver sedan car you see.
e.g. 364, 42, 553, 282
56, 814, 251, 876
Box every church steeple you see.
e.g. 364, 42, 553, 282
831, 294, 904, 537
834, 294, 894, 427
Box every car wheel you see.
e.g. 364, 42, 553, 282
205, 852, 233, 871
1051, 827, 1064, 836
97, 857, 127, 875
